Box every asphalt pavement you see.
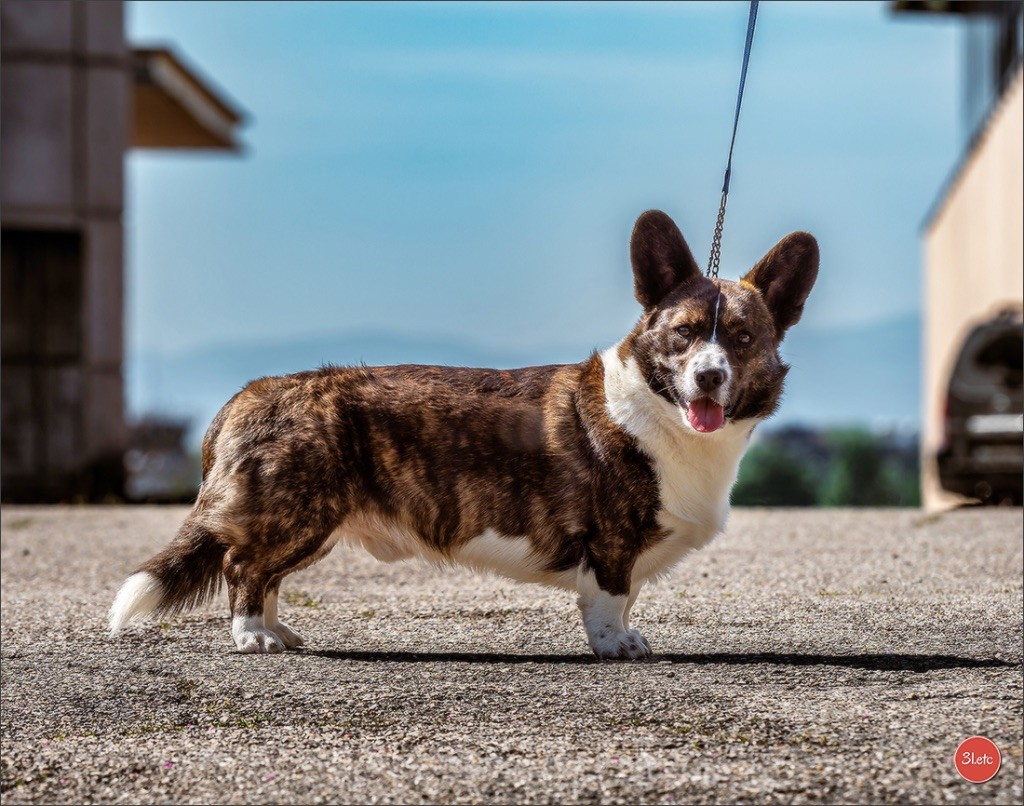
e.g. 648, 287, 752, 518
1, 505, 1021, 804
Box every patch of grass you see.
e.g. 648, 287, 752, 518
48, 729, 98, 741
461, 607, 521, 619
613, 716, 652, 728
200, 693, 273, 731
5, 517, 33, 530
115, 718, 186, 739
233, 712, 269, 729
912, 511, 944, 528
135, 718, 170, 736
788, 731, 840, 749
174, 678, 198, 698
284, 590, 323, 609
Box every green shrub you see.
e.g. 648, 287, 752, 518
732, 443, 819, 506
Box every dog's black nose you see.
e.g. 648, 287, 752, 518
695, 368, 724, 393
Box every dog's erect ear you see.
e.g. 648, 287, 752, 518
630, 210, 701, 309
742, 232, 819, 338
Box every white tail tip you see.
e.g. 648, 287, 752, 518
109, 572, 163, 635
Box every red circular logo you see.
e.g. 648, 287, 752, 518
954, 736, 1001, 783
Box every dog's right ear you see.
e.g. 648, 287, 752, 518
630, 210, 701, 309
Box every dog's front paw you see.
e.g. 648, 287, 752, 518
589, 627, 652, 660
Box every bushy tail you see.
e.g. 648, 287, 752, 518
109, 518, 226, 635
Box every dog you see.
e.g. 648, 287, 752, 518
110, 210, 818, 659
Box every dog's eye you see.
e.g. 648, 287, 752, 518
737, 331, 752, 345
675, 325, 691, 339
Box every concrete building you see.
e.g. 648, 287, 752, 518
1, 0, 243, 501
896, 1, 1024, 508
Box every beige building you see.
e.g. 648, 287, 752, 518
897, 1, 1024, 508
1, 0, 244, 501
923, 68, 1023, 508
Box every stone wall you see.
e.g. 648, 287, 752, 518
1, 0, 128, 500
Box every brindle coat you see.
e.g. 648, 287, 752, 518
110, 210, 819, 658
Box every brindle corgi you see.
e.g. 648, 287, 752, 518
110, 210, 818, 659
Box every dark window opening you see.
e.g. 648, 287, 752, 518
1, 229, 85, 496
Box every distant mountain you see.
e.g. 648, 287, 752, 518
775, 312, 920, 428
127, 314, 921, 448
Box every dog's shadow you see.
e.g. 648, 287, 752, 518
303, 649, 1016, 672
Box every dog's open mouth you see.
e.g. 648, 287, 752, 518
686, 397, 726, 433
655, 373, 730, 433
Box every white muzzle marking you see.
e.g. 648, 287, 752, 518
682, 342, 732, 404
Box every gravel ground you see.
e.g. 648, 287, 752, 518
1, 505, 1021, 805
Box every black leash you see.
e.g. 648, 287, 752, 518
707, 0, 760, 281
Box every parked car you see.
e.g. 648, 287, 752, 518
937, 309, 1024, 505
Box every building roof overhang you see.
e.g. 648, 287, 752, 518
921, 64, 1023, 231
892, 1, 1012, 16
132, 46, 246, 151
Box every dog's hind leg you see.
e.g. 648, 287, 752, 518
225, 517, 341, 653
224, 549, 284, 654
260, 531, 346, 650
263, 582, 305, 650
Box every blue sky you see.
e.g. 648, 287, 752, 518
126, 2, 960, 415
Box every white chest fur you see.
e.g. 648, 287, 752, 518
600, 347, 754, 582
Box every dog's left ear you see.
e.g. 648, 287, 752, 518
742, 232, 819, 338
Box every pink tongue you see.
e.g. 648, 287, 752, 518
688, 398, 725, 433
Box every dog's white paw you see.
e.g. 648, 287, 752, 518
270, 620, 305, 650
234, 628, 286, 654
589, 627, 652, 660
232, 616, 286, 654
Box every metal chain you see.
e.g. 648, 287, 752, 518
705, 0, 758, 279
706, 190, 728, 279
